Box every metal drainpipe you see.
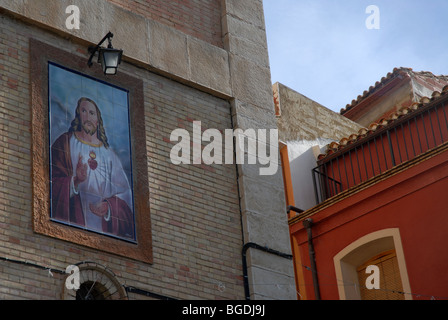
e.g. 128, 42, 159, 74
303, 218, 321, 300
287, 205, 303, 216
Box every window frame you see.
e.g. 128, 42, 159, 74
333, 228, 411, 300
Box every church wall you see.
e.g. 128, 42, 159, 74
0, 0, 296, 300
0, 12, 243, 300
106, 0, 223, 48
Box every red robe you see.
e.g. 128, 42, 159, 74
51, 132, 135, 240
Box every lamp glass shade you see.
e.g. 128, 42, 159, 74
99, 48, 122, 75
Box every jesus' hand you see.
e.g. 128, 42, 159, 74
74, 154, 87, 188
89, 201, 109, 218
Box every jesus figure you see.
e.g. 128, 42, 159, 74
51, 97, 135, 240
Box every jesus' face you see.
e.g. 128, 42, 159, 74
79, 100, 99, 136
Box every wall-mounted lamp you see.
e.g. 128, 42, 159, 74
87, 31, 123, 75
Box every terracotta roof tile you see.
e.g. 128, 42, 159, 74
318, 85, 448, 161
340, 67, 448, 115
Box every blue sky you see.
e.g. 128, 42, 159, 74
263, 0, 448, 112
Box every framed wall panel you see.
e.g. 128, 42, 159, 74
30, 38, 152, 264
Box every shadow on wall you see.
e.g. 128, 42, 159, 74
288, 139, 334, 211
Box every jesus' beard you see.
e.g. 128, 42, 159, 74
82, 122, 97, 136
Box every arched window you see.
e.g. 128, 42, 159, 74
62, 262, 128, 300
333, 228, 412, 300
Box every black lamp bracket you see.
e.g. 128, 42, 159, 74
87, 31, 114, 67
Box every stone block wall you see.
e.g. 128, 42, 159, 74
275, 82, 363, 143
107, 0, 223, 48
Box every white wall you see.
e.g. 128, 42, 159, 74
287, 139, 334, 210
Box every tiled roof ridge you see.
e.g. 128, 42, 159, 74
410, 69, 448, 82
318, 85, 448, 161
340, 67, 448, 115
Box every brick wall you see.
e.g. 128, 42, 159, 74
107, 0, 223, 48
0, 13, 243, 300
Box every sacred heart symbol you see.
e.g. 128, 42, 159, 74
88, 151, 98, 170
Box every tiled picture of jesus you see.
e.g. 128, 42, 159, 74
48, 62, 136, 242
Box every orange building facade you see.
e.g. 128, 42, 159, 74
287, 83, 448, 300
